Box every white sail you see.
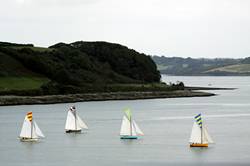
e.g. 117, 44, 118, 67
34, 121, 45, 138
131, 121, 137, 136
189, 122, 202, 143
65, 110, 78, 130
120, 115, 131, 136
65, 110, 88, 130
202, 126, 214, 144
31, 124, 39, 139
132, 120, 144, 136
76, 115, 88, 129
19, 117, 44, 139
20, 117, 32, 138
189, 122, 214, 144
120, 115, 143, 136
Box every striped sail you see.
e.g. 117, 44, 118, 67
195, 114, 202, 128
27, 112, 32, 121
19, 112, 45, 139
189, 114, 214, 144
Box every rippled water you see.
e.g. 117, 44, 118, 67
0, 76, 250, 166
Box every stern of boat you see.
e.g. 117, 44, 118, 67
190, 143, 208, 147
65, 130, 82, 133
120, 135, 138, 139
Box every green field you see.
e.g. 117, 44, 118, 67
206, 64, 250, 73
156, 64, 170, 70
0, 77, 50, 91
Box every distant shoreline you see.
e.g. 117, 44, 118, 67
0, 86, 235, 106
0, 89, 217, 106
185, 86, 236, 90
162, 74, 250, 76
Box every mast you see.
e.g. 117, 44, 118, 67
31, 120, 33, 139
201, 126, 203, 144
130, 116, 132, 136
74, 109, 77, 131
123, 108, 134, 136
194, 113, 203, 144
30, 112, 33, 139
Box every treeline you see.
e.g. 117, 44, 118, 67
242, 57, 250, 64
0, 41, 33, 47
49, 41, 160, 84
0, 41, 160, 85
0, 82, 185, 96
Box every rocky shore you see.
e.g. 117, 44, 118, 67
0, 90, 215, 106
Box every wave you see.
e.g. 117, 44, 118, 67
160, 103, 250, 106
149, 113, 250, 121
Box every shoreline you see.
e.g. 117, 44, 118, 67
0, 90, 215, 106
185, 86, 236, 90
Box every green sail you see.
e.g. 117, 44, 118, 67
124, 108, 132, 121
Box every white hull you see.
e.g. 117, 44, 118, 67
65, 109, 88, 132
20, 137, 39, 142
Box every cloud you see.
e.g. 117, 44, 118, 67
32, 0, 101, 7
1, 0, 250, 58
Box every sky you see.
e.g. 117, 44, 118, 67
1, 0, 250, 58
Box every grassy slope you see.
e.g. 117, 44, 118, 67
0, 77, 50, 91
152, 56, 247, 75
205, 64, 250, 73
0, 52, 50, 92
156, 64, 169, 70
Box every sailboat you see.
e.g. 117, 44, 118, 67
189, 114, 214, 147
120, 108, 144, 139
19, 112, 45, 142
65, 106, 88, 133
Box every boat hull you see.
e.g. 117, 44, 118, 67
20, 137, 39, 142
65, 130, 81, 133
190, 143, 208, 147
120, 135, 138, 139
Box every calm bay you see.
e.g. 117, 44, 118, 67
0, 76, 250, 166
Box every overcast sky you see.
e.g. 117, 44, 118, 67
1, 0, 250, 58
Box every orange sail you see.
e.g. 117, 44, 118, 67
27, 112, 32, 121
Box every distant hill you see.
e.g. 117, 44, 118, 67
204, 64, 250, 74
0, 41, 163, 95
152, 56, 250, 76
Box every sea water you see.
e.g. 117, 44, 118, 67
0, 76, 249, 166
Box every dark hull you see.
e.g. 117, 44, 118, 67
120, 135, 138, 139
65, 130, 81, 133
